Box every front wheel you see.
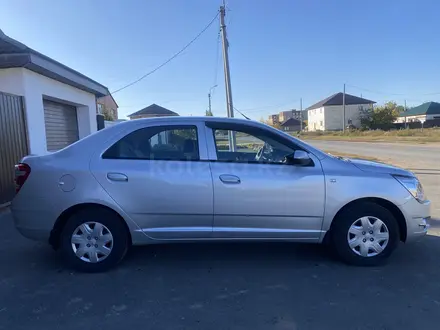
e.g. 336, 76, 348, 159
331, 202, 400, 266
60, 208, 130, 272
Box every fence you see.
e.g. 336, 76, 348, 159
0, 92, 29, 205
394, 119, 440, 129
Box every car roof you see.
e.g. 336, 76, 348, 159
108, 116, 327, 160
66, 116, 327, 161
117, 116, 259, 126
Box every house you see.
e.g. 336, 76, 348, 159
128, 103, 179, 120
307, 93, 375, 131
395, 102, 440, 123
279, 109, 307, 122
0, 29, 109, 204
0, 29, 109, 155
280, 117, 303, 132
267, 114, 279, 125
97, 94, 119, 120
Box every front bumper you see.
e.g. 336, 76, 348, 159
401, 198, 431, 242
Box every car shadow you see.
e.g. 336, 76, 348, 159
2, 216, 440, 329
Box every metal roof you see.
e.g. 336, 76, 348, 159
306, 92, 376, 110
0, 29, 109, 97
128, 104, 179, 117
398, 102, 440, 117
280, 117, 302, 126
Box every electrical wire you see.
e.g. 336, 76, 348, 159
212, 29, 221, 90
111, 11, 220, 95
346, 84, 405, 96
237, 99, 302, 113
347, 83, 440, 97
233, 106, 251, 120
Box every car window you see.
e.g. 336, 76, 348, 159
103, 125, 199, 161
213, 129, 295, 164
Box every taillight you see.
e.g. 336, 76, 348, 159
15, 163, 31, 193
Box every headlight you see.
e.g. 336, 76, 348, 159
393, 175, 426, 203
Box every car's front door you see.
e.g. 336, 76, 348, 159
205, 122, 325, 241
90, 121, 213, 240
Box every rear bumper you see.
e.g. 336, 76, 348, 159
11, 208, 52, 242
402, 198, 431, 242
15, 225, 50, 241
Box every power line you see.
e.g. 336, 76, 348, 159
111, 11, 220, 95
212, 28, 221, 93
238, 99, 302, 113
233, 106, 251, 120
346, 84, 405, 96
347, 83, 440, 97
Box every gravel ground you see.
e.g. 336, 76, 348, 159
1, 140, 439, 330
1, 208, 440, 330
309, 140, 440, 219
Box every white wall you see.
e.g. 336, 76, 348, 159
396, 114, 440, 123
0, 68, 97, 155
307, 107, 325, 131
0, 68, 25, 95
324, 104, 372, 130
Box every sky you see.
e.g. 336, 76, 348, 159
1, 0, 440, 120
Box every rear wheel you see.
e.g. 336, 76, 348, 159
331, 202, 400, 266
60, 208, 129, 272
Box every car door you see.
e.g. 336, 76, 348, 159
90, 121, 213, 240
205, 121, 325, 241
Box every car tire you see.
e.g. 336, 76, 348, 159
60, 208, 130, 272
331, 202, 400, 266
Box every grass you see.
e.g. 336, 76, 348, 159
295, 128, 440, 143
218, 142, 382, 162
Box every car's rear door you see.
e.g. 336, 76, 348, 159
90, 120, 213, 240
205, 121, 325, 241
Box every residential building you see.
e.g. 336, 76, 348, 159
268, 114, 279, 125
395, 102, 440, 123
282, 109, 308, 122
279, 109, 307, 122
307, 93, 375, 131
0, 29, 108, 155
280, 117, 302, 132
128, 104, 179, 120
97, 94, 119, 120
0, 29, 108, 204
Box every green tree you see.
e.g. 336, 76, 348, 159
260, 118, 281, 130
102, 107, 114, 121
360, 102, 400, 129
205, 109, 213, 116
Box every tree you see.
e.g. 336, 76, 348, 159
102, 106, 114, 121
260, 118, 281, 130
359, 102, 400, 129
205, 109, 213, 116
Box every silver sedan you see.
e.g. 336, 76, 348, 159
11, 117, 430, 272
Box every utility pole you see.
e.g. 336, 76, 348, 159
300, 98, 303, 131
404, 99, 407, 129
342, 83, 346, 132
220, 1, 236, 151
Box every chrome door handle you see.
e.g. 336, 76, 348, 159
219, 174, 241, 184
107, 173, 128, 182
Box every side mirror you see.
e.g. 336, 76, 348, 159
286, 150, 313, 166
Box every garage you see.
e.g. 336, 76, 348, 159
43, 100, 79, 151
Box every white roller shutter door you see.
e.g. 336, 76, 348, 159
43, 100, 79, 151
